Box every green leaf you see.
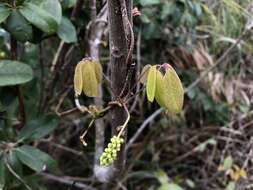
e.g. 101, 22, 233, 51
61, 0, 77, 9
155, 70, 166, 108
39, 0, 62, 25
140, 13, 151, 23
19, 115, 59, 141
161, 2, 174, 19
5, 10, 33, 42
19, 2, 58, 34
158, 183, 184, 190
155, 170, 169, 184
57, 16, 77, 43
0, 4, 11, 24
74, 61, 84, 96
185, 179, 195, 188
140, 0, 160, 6
25, 0, 62, 25
223, 156, 233, 170
167, 183, 184, 190
6, 151, 23, 176
0, 154, 6, 189
16, 0, 26, 6
15, 145, 57, 172
146, 65, 157, 102
0, 60, 33, 86
226, 181, 236, 190
82, 61, 98, 97
163, 65, 184, 113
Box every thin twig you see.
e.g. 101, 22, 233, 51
90, 0, 97, 21
41, 173, 97, 190
10, 36, 26, 128
50, 41, 64, 72
5, 159, 32, 190
126, 108, 163, 150
117, 104, 130, 137
130, 30, 142, 112
38, 43, 45, 114
39, 139, 84, 157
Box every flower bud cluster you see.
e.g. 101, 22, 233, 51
100, 136, 124, 166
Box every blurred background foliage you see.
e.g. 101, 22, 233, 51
0, 0, 253, 190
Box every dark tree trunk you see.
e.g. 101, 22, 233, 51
108, 0, 133, 175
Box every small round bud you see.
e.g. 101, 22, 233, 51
108, 158, 113, 163
107, 154, 112, 159
112, 143, 117, 148
112, 152, 117, 158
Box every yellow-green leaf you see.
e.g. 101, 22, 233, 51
155, 70, 166, 107
140, 64, 151, 84
82, 61, 98, 97
146, 65, 157, 102
93, 61, 103, 83
163, 66, 184, 113
73, 61, 84, 96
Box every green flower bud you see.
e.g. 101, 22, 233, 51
112, 143, 117, 148
112, 152, 117, 158
108, 158, 113, 163
107, 154, 112, 159
100, 136, 125, 166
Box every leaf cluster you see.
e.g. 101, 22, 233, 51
74, 59, 103, 97
142, 64, 184, 114
0, 0, 77, 43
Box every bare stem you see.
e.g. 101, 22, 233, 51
10, 36, 26, 128
117, 105, 130, 138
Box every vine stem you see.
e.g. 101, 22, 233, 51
5, 158, 33, 190
10, 36, 26, 128
117, 104, 130, 138
80, 119, 95, 146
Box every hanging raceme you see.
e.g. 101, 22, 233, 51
144, 63, 184, 114
73, 59, 103, 97
100, 136, 124, 166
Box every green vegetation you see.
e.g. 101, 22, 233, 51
0, 0, 252, 189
